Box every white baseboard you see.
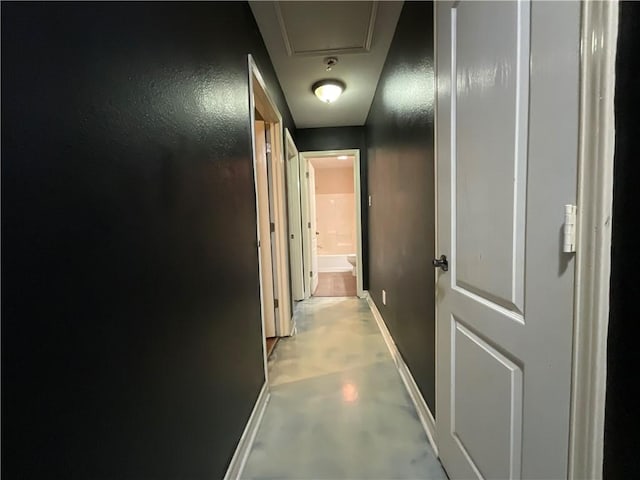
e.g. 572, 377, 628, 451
318, 267, 353, 273
366, 295, 439, 457
223, 382, 270, 480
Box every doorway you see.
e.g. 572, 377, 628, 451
299, 150, 364, 298
249, 56, 293, 370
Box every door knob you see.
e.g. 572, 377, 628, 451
432, 255, 449, 272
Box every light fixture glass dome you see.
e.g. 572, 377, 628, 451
312, 80, 346, 103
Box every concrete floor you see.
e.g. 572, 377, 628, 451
242, 297, 447, 479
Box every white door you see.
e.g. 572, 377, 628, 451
264, 125, 283, 331
435, 1, 580, 479
285, 135, 305, 301
254, 121, 276, 338
308, 162, 319, 294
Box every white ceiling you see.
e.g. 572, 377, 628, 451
250, 1, 404, 129
310, 156, 355, 169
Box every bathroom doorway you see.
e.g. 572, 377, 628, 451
299, 149, 363, 298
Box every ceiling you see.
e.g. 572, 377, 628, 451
310, 155, 355, 169
249, 1, 404, 129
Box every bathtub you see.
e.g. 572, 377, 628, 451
317, 254, 354, 273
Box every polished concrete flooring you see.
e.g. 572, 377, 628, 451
242, 297, 447, 479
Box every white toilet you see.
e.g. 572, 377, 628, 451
346, 254, 357, 277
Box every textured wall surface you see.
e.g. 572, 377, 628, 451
1, 2, 292, 478
365, 1, 437, 413
296, 127, 369, 289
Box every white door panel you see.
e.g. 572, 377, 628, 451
285, 137, 304, 301
454, 0, 528, 313
436, 1, 580, 479
453, 321, 523, 480
254, 121, 276, 338
308, 163, 319, 293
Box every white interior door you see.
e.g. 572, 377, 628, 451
308, 162, 319, 294
265, 125, 281, 324
285, 135, 304, 301
435, 1, 580, 479
254, 121, 276, 338
300, 156, 311, 299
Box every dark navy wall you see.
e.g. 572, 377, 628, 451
1, 2, 292, 478
296, 126, 369, 290
604, 2, 640, 477
365, 1, 437, 413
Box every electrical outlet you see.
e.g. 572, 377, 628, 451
368, 195, 372, 207
382, 289, 386, 305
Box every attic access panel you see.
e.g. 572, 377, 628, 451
275, 1, 377, 56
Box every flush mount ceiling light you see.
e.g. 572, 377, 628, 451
312, 79, 346, 104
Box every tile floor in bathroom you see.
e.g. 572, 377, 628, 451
242, 297, 447, 479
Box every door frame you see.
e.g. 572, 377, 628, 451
299, 152, 313, 298
431, 3, 618, 477
299, 149, 364, 298
284, 129, 305, 302
248, 55, 293, 366
568, 1, 618, 478
306, 160, 320, 295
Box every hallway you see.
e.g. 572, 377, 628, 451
2, 2, 629, 478
242, 298, 446, 479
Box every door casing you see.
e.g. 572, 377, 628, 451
568, 1, 618, 478
307, 161, 319, 294
248, 55, 293, 379
299, 149, 364, 298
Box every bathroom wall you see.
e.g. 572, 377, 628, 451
314, 165, 356, 255
1, 2, 293, 479
365, 1, 437, 414
315, 166, 355, 195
